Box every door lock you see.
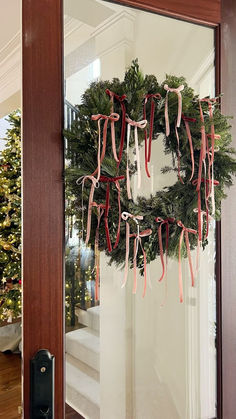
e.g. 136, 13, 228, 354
30, 349, 55, 418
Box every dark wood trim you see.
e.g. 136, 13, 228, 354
215, 24, 223, 419
220, 1, 236, 417
108, 0, 221, 26
22, 0, 64, 418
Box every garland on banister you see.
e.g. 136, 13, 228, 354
64, 60, 236, 301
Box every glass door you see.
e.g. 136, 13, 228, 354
63, 2, 217, 418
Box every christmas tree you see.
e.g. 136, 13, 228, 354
0, 111, 21, 323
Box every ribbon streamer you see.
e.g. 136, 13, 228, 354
91, 202, 105, 301
164, 84, 184, 137
196, 98, 217, 193
182, 115, 196, 181
192, 177, 219, 242
99, 175, 125, 252
106, 89, 127, 168
91, 113, 120, 181
125, 116, 147, 198
177, 221, 197, 303
155, 217, 175, 282
206, 135, 220, 215
193, 208, 213, 274
121, 212, 152, 296
76, 175, 99, 243
143, 93, 161, 177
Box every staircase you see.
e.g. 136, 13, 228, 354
66, 306, 100, 419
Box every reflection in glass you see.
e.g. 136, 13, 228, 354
64, 2, 216, 418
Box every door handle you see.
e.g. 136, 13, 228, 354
30, 349, 55, 418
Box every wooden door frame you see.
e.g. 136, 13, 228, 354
22, 0, 235, 418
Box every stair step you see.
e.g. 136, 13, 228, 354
66, 353, 99, 382
76, 306, 100, 332
66, 356, 100, 419
66, 327, 100, 371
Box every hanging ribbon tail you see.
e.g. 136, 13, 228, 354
143, 98, 151, 178
104, 182, 112, 252
117, 102, 126, 168
182, 115, 196, 181
164, 84, 184, 136
141, 242, 147, 298
111, 120, 119, 162
192, 179, 202, 242
113, 181, 121, 249
105, 89, 127, 169
85, 182, 96, 245
175, 125, 184, 184
126, 117, 147, 196
148, 99, 155, 162
177, 221, 197, 302
185, 230, 195, 287
126, 123, 132, 199
122, 221, 130, 288
94, 207, 104, 301
178, 229, 184, 303
158, 222, 165, 282
165, 91, 170, 137
91, 113, 120, 179
133, 238, 137, 294
134, 126, 141, 189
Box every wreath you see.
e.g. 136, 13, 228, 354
65, 60, 236, 300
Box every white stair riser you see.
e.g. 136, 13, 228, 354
76, 307, 100, 332
66, 329, 100, 372
67, 385, 100, 419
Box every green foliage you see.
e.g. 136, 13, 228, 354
64, 60, 236, 273
0, 111, 21, 322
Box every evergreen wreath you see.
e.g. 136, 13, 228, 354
64, 60, 236, 276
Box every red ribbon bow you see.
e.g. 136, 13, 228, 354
106, 89, 127, 169
177, 221, 197, 303
143, 93, 162, 177
155, 217, 175, 282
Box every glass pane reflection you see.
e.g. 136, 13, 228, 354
64, 2, 216, 418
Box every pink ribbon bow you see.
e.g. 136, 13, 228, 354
164, 84, 184, 137
155, 217, 175, 282
106, 89, 127, 168
143, 93, 162, 177
121, 212, 152, 297
125, 116, 147, 199
91, 113, 120, 181
177, 221, 197, 303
